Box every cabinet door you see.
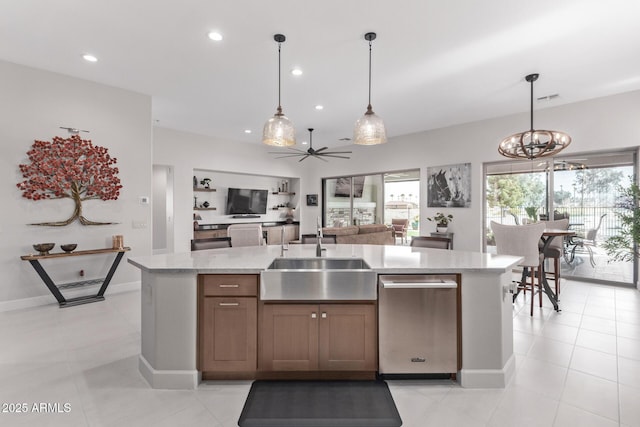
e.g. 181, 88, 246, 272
200, 297, 257, 372
265, 226, 283, 245
260, 304, 318, 371
318, 304, 377, 371
283, 224, 299, 243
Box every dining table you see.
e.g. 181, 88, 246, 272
515, 228, 576, 312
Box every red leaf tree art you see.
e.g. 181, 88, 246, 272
17, 135, 123, 226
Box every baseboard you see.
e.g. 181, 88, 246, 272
139, 354, 199, 390
458, 354, 516, 388
0, 280, 141, 312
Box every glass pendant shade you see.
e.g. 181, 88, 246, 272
354, 32, 387, 146
262, 34, 296, 147
498, 73, 571, 160
263, 106, 296, 147
354, 105, 387, 145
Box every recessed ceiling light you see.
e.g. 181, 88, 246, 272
82, 54, 98, 62
244, 129, 252, 134
208, 31, 223, 41
291, 68, 303, 76
301, 140, 308, 145
315, 105, 324, 110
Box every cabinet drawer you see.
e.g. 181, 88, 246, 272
200, 274, 258, 296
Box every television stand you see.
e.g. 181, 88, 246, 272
232, 215, 260, 218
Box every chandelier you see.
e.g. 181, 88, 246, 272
498, 73, 571, 160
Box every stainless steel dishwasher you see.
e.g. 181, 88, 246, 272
378, 274, 459, 376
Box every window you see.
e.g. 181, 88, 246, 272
322, 169, 420, 244
484, 150, 637, 285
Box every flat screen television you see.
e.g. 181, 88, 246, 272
334, 176, 365, 198
225, 188, 268, 215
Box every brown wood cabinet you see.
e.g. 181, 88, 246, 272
260, 303, 376, 372
194, 228, 227, 239
198, 275, 258, 373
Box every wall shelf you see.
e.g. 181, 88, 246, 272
194, 188, 217, 192
272, 192, 295, 196
194, 207, 217, 211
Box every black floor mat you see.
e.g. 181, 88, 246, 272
238, 380, 402, 427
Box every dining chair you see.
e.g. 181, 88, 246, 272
410, 235, 452, 249
391, 218, 409, 244
566, 213, 606, 267
300, 234, 337, 244
491, 221, 546, 316
191, 237, 232, 251
541, 218, 569, 294
227, 223, 265, 247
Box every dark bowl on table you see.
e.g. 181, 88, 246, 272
60, 244, 78, 253
33, 243, 55, 255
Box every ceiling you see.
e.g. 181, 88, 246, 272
2, 0, 640, 149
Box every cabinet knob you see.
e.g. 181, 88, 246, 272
321, 312, 327, 318
311, 312, 317, 319
219, 284, 239, 288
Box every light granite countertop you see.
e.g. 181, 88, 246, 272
128, 244, 521, 274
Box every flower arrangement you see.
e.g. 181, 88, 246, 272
426, 212, 453, 227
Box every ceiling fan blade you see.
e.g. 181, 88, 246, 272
314, 147, 329, 153
319, 154, 351, 159
312, 155, 329, 162
274, 154, 305, 159
298, 155, 311, 162
323, 150, 352, 154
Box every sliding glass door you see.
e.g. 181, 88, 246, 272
322, 170, 420, 244
485, 150, 637, 285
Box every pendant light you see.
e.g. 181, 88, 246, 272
354, 32, 387, 145
498, 73, 571, 160
262, 34, 296, 147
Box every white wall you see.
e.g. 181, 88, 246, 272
154, 90, 640, 253
296, 90, 640, 251
153, 127, 304, 253
0, 60, 152, 307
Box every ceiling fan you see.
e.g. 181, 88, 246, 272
270, 128, 351, 162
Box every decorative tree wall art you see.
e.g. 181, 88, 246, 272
16, 135, 122, 226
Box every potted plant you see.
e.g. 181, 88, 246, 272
602, 181, 640, 262
426, 212, 453, 233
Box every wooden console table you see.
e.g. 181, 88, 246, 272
20, 247, 131, 308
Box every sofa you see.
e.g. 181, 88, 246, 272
321, 224, 395, 245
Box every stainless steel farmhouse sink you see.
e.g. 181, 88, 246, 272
260, 258, 377, 300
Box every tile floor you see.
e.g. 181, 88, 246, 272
0, 279, 639, 426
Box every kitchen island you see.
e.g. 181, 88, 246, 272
128, 244, 521, 390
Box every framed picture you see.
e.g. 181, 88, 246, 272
306, 194, 318, 206
427, 163, 471, 208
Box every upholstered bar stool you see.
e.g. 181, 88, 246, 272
491, 221, 546, 316
541, 218, 569, 295
191, 237, 232, 251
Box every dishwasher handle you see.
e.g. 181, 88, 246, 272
380, 279, 458, 289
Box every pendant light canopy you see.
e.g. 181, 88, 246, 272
354, 32, 387, 145
498, 73, 571, 160
262, 34, 296, 147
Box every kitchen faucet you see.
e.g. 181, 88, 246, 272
280, 225, 288, 257
316, 217, 326, 257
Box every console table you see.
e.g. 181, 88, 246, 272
20, 247, 131, 308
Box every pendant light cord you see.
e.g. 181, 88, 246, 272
278, 41, 282, 110
529, 77, 534, 132
368, 39, 372, 106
